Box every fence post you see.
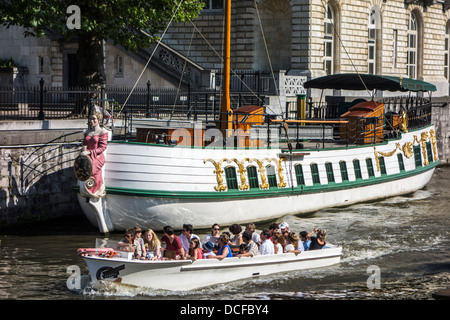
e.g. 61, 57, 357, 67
147, 80, 151, 117
38, 78, 45, 120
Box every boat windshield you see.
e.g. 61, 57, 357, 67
95, 238, 128, 252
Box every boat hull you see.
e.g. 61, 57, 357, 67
83, 246, 342, 291
78, 125, 439, 232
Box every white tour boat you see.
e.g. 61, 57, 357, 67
75, 2, 439, 234
78, 241, 342, 291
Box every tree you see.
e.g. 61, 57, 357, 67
0, 0, 205, 87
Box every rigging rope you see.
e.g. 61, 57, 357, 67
319, 0, 371, 97
118, 0, 185, 115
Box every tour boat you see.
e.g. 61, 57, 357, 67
75, 2, 439, 234
79, 242, 342, 291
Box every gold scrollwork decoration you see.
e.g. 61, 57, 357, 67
373, 129, 436, 171
271, 157, 287, 188
421, 131, 429, 166
204, 158, 228, 191
402, 141, 414, 159
230, 158, 250, 190
250, 158, 270, 190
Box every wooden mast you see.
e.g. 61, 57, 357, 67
219, 0, 232, 135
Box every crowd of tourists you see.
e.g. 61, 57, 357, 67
117, 222, 327, 261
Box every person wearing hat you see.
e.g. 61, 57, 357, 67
202, 241, 216, 259
279, 222, 290, 245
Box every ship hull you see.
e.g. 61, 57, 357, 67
78, 125, 439, 232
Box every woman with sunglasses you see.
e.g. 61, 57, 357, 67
203, 223, 221, 246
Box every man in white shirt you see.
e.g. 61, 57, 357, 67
179, 223, 201, 257
259, 229, 274, 255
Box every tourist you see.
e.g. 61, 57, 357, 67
188, 238, 203, 261
308, 228, 327, 250
207, 233, 232, 259
268, 222, 279, 243
144, 229, 161, 260
284, 232, 304, 253
273, 233, 285, 254
237, 243, 247, 256
279, 222, 290, 244
229, 223, 243, 247
133, 226, 146, 260
203, 223, 221, 246
202, 241, 216, 259
161, 225, 185, 259
259, 229, 274, 255
236, 231, 259, 258
80, 112, 109, 197
299, 231, 311, 251
117, 228, 135, 253
180, 223, 201, 256
245, 222, 260, 245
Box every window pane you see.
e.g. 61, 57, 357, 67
340, 161, 349, 181
295, 164, 305, 186
413, 145, 422, 167
426, 142, 433, 163
212, 0, 223, 10
325, 162, 335, 183
369, 46, 375, 59
325, 41, 332, 57
267, 165, 277, 187
353, 159, 362, 179
366, 158, 375, 177
311, 164, 321, 184
247, 166, 259, 189
398, 153, 405, 171
225, 167, 238, 190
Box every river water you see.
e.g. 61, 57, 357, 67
0, 167, 449, 301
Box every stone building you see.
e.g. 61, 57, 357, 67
163, 0, 450, 97
2, 0, 450, 97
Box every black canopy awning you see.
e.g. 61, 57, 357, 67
303, 74, 437, 92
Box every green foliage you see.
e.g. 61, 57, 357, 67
0, 0, 206, 51
0, 58, 16, 69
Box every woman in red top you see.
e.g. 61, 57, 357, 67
188, 238, 203, 261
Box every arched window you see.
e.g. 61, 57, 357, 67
324, 4, 334, 75
325, 162, 335, 183
310, 163, 321, 185
368, 9, 377, 74
294, 164, 305, 186
247, 165, 259, 189
339, 160, 349, 182
266, 165, 278, 188
225, 166, 238, 190
407, 13, 418, 79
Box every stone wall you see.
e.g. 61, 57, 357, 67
0, 120, 86, 226
432, 102, 450, 165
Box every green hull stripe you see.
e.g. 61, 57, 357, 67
104, 160, 439, 200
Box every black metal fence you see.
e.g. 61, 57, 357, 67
0, 81, 265, 121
